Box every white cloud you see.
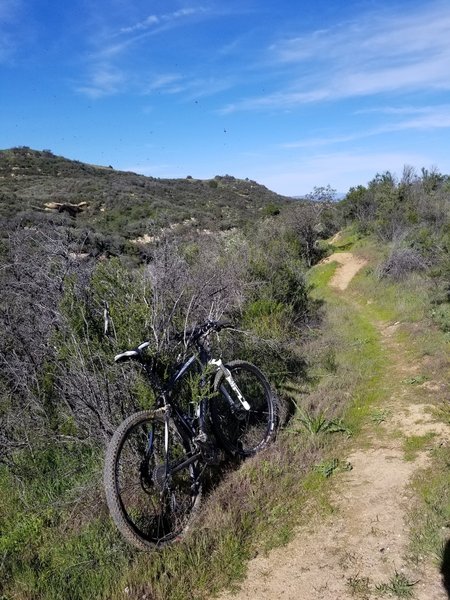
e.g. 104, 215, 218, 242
144, 74, 184, 93
76, 64, 126, 98
120, 15, 159, 35
282, 105, 450, 148
117, 7, 204, 37
224, 2, 450, 112
77, 5, 210, 98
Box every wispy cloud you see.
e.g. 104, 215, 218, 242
144, 74, 184, 94
222, 2, 450, 113
76, 64, 126, 98
0, 0, 24, 64
119, 8, 201, 35
282, 105, 450, 148
95, 6, 209, 58
119, 15, 159, 35
76, 5, 212, 98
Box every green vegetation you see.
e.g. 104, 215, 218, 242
347, 570, 417, 599
370, 408, 391, 425
0, 147, 343, 599
294, 409, 351, 437
375, 571, 417, 598
0, 150, 449, 599
315, 457, 353, 478
0, 147, 295, 258
408, 444, 450, 566
403, 432, 436, 461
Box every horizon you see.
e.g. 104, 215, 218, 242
2, 1, 450, 196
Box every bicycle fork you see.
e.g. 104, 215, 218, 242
209, 359, 251, 412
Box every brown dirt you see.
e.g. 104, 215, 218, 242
217, 253, 449, 600
321, 252, 368, 291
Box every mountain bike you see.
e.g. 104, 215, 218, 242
103, 320, 277, 551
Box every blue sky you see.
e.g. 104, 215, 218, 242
2, 0, 450, 196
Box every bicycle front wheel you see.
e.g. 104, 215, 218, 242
210, 361, 276, 457
104, 410, 201, 551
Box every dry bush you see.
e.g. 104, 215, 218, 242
377, 247, 428, 280
146, 233, 248, 347
0, 228, 80, 461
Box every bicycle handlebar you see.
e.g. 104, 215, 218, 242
175, 320, 233, 343
114, 322, 233, 364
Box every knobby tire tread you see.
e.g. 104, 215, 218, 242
104, 410, 201, 551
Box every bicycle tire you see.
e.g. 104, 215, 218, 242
209, 360, 276, 457
104, 410, 202, 551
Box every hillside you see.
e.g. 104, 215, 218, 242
0, 147, 294, 252
0, 156, 448, 600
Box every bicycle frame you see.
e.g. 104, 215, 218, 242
143, 344, 210, 451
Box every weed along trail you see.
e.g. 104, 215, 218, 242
218, 249, 450, 600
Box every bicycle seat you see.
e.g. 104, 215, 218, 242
114, 350, 139, 363
114, 341, 150, 363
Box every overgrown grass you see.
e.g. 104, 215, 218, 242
347, 570, 418, 599
375, 570, 417, 597
403, 432, 436, 461
329, 226, 361, 252
408, 444, 450, 566
0, 445, 132, 600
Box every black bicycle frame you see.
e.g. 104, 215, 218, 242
145, 344, 210, 451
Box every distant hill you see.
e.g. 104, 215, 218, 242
0, 147, 294, 254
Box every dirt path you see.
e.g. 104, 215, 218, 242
320, 252, 368, 291
218, 253, 449, 600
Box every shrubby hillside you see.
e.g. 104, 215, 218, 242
0, 148, 336, 455
0, 147, 295, 256
0, 147, 339, 599
0, 150, 448, 600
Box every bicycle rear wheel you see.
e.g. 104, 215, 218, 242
210, 361, 276, 457
104, 410, 201, 550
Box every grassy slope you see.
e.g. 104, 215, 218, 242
1, 231, 448, 600
0, 148, 293, 240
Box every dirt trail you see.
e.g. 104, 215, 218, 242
219, 252, 449, 600
320, 252, 368, 291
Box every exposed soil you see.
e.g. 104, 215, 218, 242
320, 252, 368, 291
218, 253, 449, 600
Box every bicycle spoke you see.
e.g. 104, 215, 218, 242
104, 412, 201, 549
